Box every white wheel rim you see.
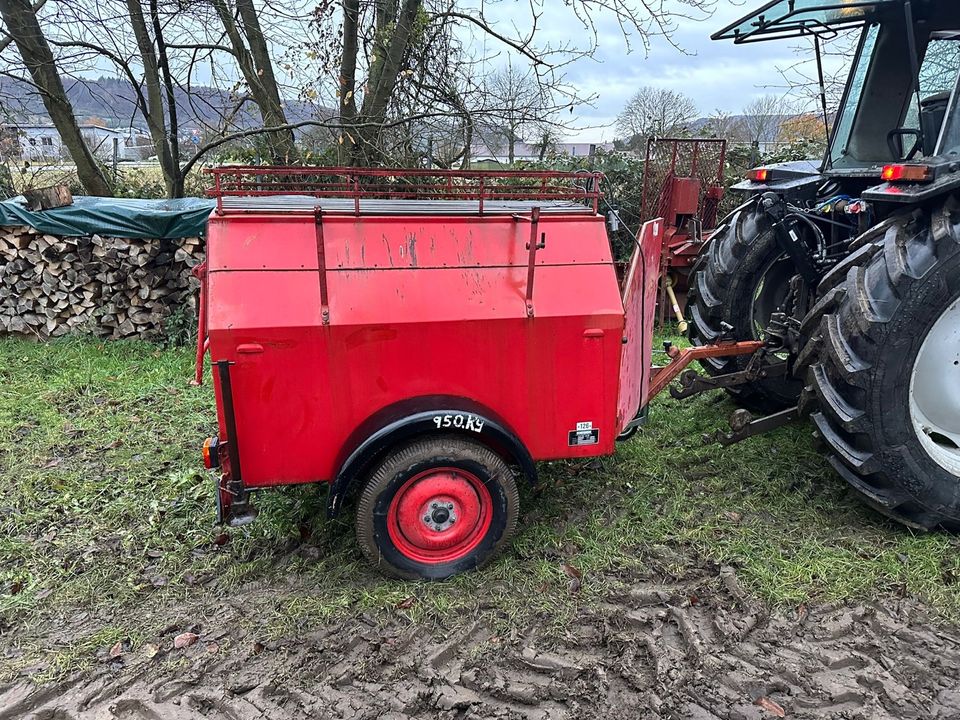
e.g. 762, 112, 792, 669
910, 294, 960, 476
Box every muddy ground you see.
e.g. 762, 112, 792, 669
3, 565, 959, 720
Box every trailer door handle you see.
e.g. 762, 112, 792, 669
583, 329, 604, 339
237, 343, 264, 354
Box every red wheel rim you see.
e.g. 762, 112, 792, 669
387, 467, 493, 564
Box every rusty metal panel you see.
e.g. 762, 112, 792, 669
618, 219, 664, 432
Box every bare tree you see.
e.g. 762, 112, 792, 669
739, 94, 785, 146
122, 0, 182, 197
315, 0, 717, 165
484, 63, 554, 164
699, 109, 739, 139
209, 0, 295, 161
615, 86, 698, 146
0, 0, 111, 195
0, 0, 720, 192
776, 33, 857, 118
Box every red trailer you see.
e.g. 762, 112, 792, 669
195, 167, 758, 579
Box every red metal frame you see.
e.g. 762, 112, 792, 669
640, 138, 727, 325
641, 138, 726, 226
192, 262, 208, 386
205, 166, 605, 215
644, 340, 764, 405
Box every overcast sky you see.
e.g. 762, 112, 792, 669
483, 0, 851, 142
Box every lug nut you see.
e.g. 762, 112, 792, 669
431, 502, 438, 509
423, 515, 431, 523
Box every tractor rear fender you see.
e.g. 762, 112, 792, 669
730, 160, 822, 201
327, 398, 537, 518
863, 162, 960, 204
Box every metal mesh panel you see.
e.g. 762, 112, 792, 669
640, 138, 727, 231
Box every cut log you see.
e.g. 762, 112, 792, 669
23, 185, 73, 211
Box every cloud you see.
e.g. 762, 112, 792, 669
481, 0, 851, 141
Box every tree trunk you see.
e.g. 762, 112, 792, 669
338, 0, 360, 164
350, 0, 423, 165
461, 115, 473, 170
126, 0, 180, 197
0, 0, 112, 196
150, 0, 182, 195
213, 0, 295, 162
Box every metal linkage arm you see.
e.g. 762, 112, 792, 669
644, 340, 764, 407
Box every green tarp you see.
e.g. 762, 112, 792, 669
0, 196, 215, 239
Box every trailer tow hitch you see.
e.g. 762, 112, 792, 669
660, 312, 803, 446
670, 356, 788, 400
669, 311, 800, 401
707, 405, 799, 446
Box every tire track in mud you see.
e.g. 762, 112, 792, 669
4, 570, 960, 720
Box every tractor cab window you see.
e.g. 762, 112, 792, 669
900, 37, 960, 157
830, 17, 960, 168
830, 23, 879, 167
935, 70, 960, 156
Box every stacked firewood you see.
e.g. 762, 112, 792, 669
0, 225, 203, 340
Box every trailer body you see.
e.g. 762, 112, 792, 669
197, 169, 666, 575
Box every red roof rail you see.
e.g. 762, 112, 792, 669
204, 166, 604, 215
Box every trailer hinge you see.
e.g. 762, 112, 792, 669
519, 206, 543, 318
314, 208, 331, 325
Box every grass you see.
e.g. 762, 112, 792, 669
2, 334, 960, 680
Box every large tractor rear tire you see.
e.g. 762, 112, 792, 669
687, 198, 806, 413
800, 200, 960, 530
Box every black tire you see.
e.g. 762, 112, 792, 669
799, 199, 960, 530
355, 436, 519, 580
687, 198, 807, 413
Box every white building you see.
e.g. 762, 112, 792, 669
470, 139, 615, 165
1, 124, 64, 160
1, 123, 153, 162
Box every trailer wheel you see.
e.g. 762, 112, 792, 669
801, 200, 960, 530
355, 437, 519, 580
687, 198, 807, 413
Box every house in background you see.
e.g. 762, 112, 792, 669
0, 124, 64, 161
470, 137, 615, 166
0, 122, 153, 162
79, 125, 154, 161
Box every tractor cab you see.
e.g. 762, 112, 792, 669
715, 0, 960, 200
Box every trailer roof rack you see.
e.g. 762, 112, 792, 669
205, 166, 604, 216
712, 0, 898, 44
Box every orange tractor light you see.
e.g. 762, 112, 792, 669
746, 168, 769, 183
881, 164, 933, 183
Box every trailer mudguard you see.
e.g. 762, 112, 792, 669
327, 400, 537, 518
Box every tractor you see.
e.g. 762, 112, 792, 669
688, 0, 960, 529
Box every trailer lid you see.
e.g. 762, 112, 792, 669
712, 0, 898, 44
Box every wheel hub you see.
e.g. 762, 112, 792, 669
423, 501, 457, 531
388, 468, 492, 564
910, 294, 960, 476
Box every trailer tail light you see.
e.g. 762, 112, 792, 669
881, 164, 933, 183
746, 168, 769, 183
203, 437, 221, 469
